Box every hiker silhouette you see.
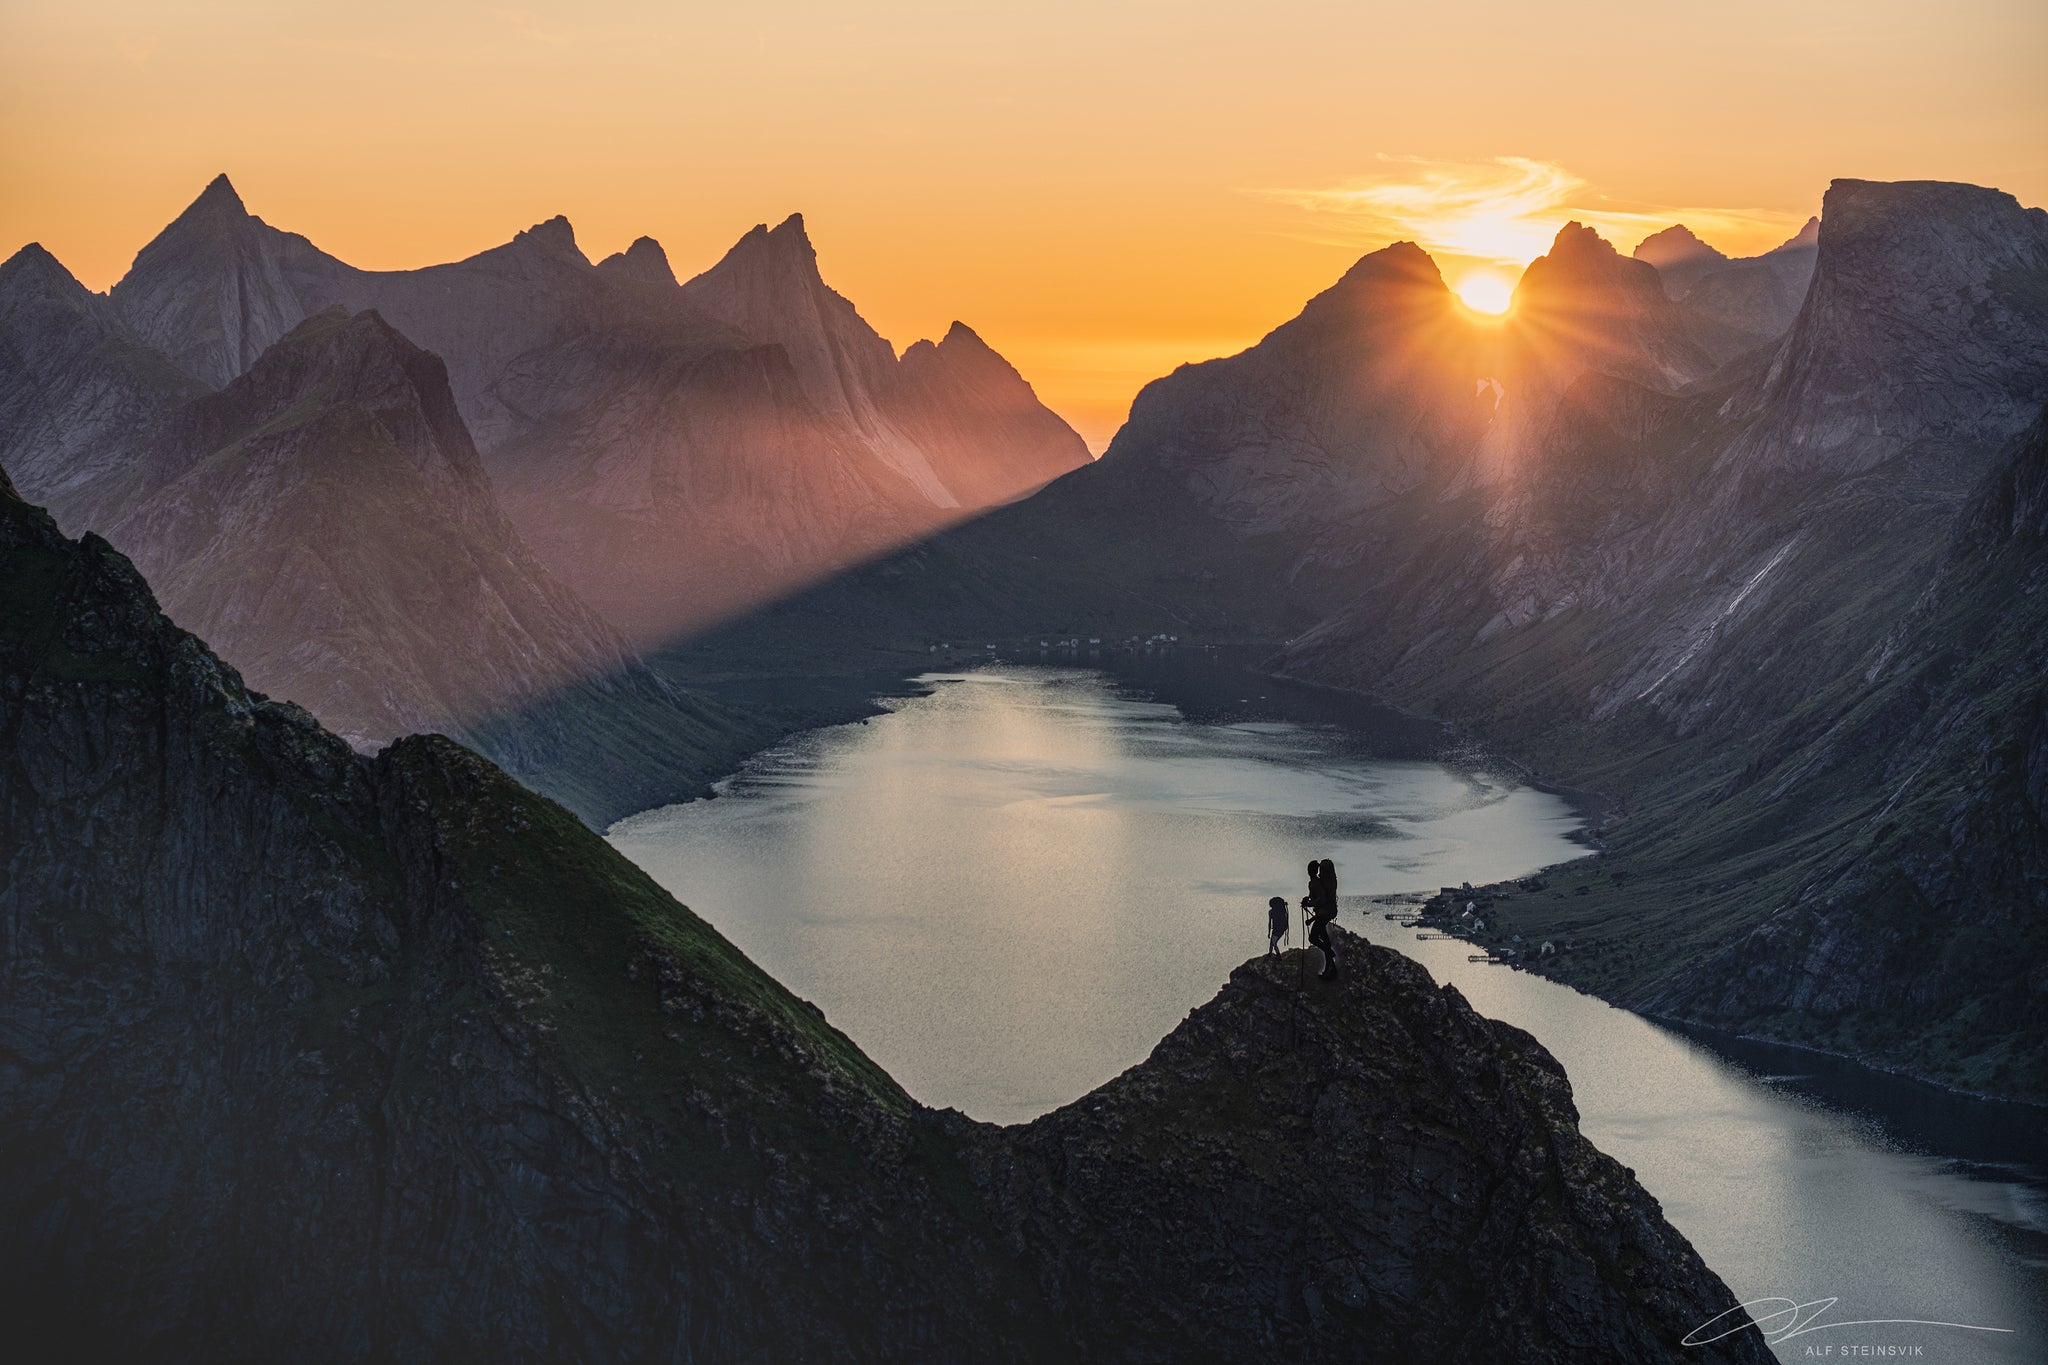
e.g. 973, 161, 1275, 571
1302, 858, 1339, 979
1266, 896, 1288, 956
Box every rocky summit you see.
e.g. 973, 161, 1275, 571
961, 929, 1765, 1363
0, 471, 1764, 1362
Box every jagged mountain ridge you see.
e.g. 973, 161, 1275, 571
95, 177, 1090, 639
0, 470, 1766, 1361
666, 211, 1755, 665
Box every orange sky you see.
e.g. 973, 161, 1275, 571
4, 1, 2044, 450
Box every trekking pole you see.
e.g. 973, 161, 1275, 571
1297, 902, 1307, 1013
1289, 899, 1303, 1049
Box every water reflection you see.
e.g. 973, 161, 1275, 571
610, 666, 2046, 1364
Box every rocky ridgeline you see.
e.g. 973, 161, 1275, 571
64, 177, 1091, 642
0, 473, 1764, 1360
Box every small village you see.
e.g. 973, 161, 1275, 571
924, 631, 1208, 658
1383, 876, 1605, 970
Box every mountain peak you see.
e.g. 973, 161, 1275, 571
1328, 239, 1446, 293
1634, 223, 1727, 269
899, 320, 1006, 368
1772, 216, 1821, 253
515, 214, 584, 262
154, 173, 256, 239
0, 241, 82, 299
234, 306, 451, 415
274, 302, 401, 350
1520, 221, 1665, 297
178, 305, 488, 507
196, 173, 245, 212
722, 212, 818, 266
595, 235, 677, 288
938, 319, 990, 351
1549, 220, 1620, 262
682, 212, 842, 322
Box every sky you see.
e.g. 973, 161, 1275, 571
3, 1, 2044, 450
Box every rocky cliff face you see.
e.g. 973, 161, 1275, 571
1726, 181, 2048, 478
1634, 409, 2048, 1090
0, 474, 1765, 1362
0, 243, 202, 522
482, 327, 953, 635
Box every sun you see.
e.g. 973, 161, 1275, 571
1455, 271, 1515, 316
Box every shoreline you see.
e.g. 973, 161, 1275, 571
623, 645, 2040, 1112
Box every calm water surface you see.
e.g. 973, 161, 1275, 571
611, 665, 2047, 1364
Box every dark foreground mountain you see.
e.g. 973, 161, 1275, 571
662, 179, 2048, 1101
94, 177, 1089, 639
0, 471, 1763, 1362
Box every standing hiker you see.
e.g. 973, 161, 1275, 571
1302, 858, 1339, 980
1266, 896, 1289, 956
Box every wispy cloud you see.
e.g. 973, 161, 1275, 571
1258, 155, 1806, 265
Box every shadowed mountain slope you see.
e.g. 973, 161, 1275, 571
84, 305, 752, 824
0, 471, 1765, 1362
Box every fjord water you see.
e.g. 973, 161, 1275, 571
611, 665, 2047, 1363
